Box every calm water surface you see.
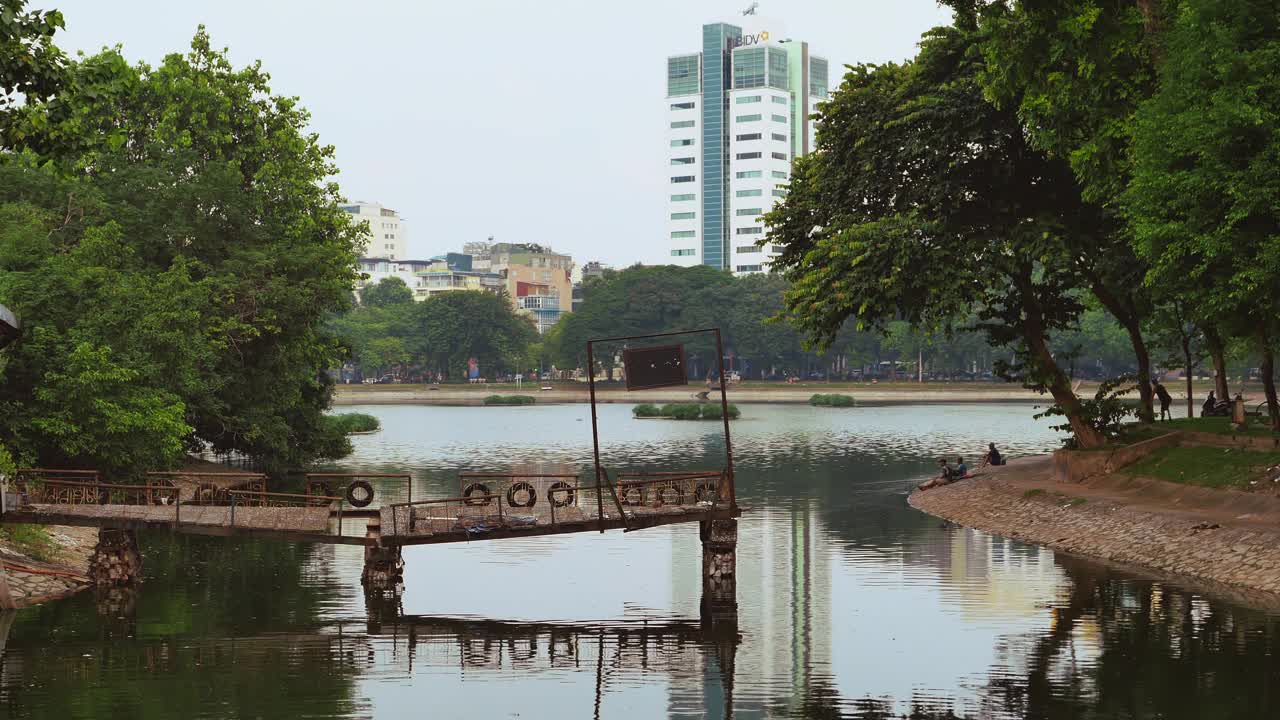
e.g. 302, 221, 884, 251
3, 403, 1279, 719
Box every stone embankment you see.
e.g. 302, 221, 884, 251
0, 525, 96, 606
910, 456, 1280, 597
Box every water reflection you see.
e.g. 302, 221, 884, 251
2, 404, 1279, 719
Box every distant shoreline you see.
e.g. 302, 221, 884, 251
333, 383, 1052, 406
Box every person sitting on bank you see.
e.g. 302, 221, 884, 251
917, 458, 956, 491
1154, 380, 1173, 421
981, 443, 1003, 467
953, 456, 968, 478
1202, 390, 1217, 416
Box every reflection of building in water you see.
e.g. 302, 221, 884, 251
666, 501, 833, 717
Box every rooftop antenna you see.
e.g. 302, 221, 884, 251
742, 2, 758, 15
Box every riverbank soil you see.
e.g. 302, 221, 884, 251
910, 455, 1280, 599
0, 524, 96, 606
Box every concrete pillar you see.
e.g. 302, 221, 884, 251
88, 528, 142, 586
700, 518, 737, 632
361, 543, 403, 594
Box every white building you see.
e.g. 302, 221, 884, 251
340, 201, 409, 260
666, 18, 829, 275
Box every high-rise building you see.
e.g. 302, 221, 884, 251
665, 18, 829, 275
340, 201, 409, 259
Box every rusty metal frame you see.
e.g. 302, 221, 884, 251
586, 328, 737, 531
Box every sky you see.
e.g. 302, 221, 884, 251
46, 0, 953, 267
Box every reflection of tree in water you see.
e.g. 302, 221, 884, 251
981, 555, 1280, 719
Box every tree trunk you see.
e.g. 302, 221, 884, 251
1091, 282, 1154, 422
1204, 325, 1230, 400
918, 347, 923, 383
1183, 338, 1194, 419
1027, 331, 1106, 448
1257, 325, 1280, 431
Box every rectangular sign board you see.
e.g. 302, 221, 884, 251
623, 344, 688, 391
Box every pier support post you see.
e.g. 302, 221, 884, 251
699, 518, 737, 631
88, 528, 142, 586
361, 543, 403, 594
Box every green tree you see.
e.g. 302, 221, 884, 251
0, 29, 362, 473
0, 0, 66, 119
1125, 0, 1280, 428
360, 276, 414, 307
765, 19, 1108, 446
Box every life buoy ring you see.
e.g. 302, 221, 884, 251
694, 482, 718, 503
548, 481, 576, 507
657, 485, 684, 506
507, 481, 537, 508
306, 480, 334, 498
463, 482, 492, 506
346, 480, 375, 508
620, 484, 645, 506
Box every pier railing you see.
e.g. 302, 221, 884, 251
14, 469, 179, 506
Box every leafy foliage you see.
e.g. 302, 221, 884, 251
1036, 375, 1138, 448
324, 412, 381, 434
809, 394, 855, 408
481, 395, 536, 406
0, 30, 362, 475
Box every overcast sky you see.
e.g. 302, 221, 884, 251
47, 0, 951, 266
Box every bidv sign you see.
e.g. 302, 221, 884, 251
728, 30, 770, 49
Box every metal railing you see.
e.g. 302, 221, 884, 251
14, 469, 178, 506
613, 471, 724, 509
227, 490, 345, 532
304, 473, 413, 504
147, 472, 268, 506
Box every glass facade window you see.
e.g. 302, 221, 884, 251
671, 212, 697, 220
736, 152, 761, 160
772, 188, 787, 197
671, 138, 694, 147
735, 171, 762, 179
671, 193, 696, 201
671, 120, 695, 129
671, 157, 696, 165
736, 264, 763, 272
736, 113, 762, 122
772, 114, 788, 123
772, 171, 788, 179
736, 246, 762, 253
736, 226, 763, 235
671, 175, 696, 183
767, 47, 790, 90
736, 207, 762, 215
772, 95, 788, 105
735, 133, 762, 141
772, 152, 788, 160
672, 249, 697, 256
737, 189, 763, 197
735, 95, 762, 104
703, 23, 742, 270
671, 101, 695, 110
733, 47, 766, 89
671, 230, 696, 239
810, 56, 830, 97
667, 54, 700, 97
772, 133, 787, 142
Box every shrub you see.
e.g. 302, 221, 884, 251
325, 412, 381, 434
700, 403, 742, 420
483, 395, 536, 406
667, 404, 703, 420
809, 394, 855, 407
633, 404, 662, 417
1036, 375, 1136, 448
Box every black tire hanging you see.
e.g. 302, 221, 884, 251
306, 480, 334, 499
694, 482, 718, 503
346, 480, 375, 508
463, 482, 492, 506
507, 481, 537, 508
548, 481, 576, 508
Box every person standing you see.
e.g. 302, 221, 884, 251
1154, 380, 1173, 421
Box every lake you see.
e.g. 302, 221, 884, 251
3, 403, 1278, 719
